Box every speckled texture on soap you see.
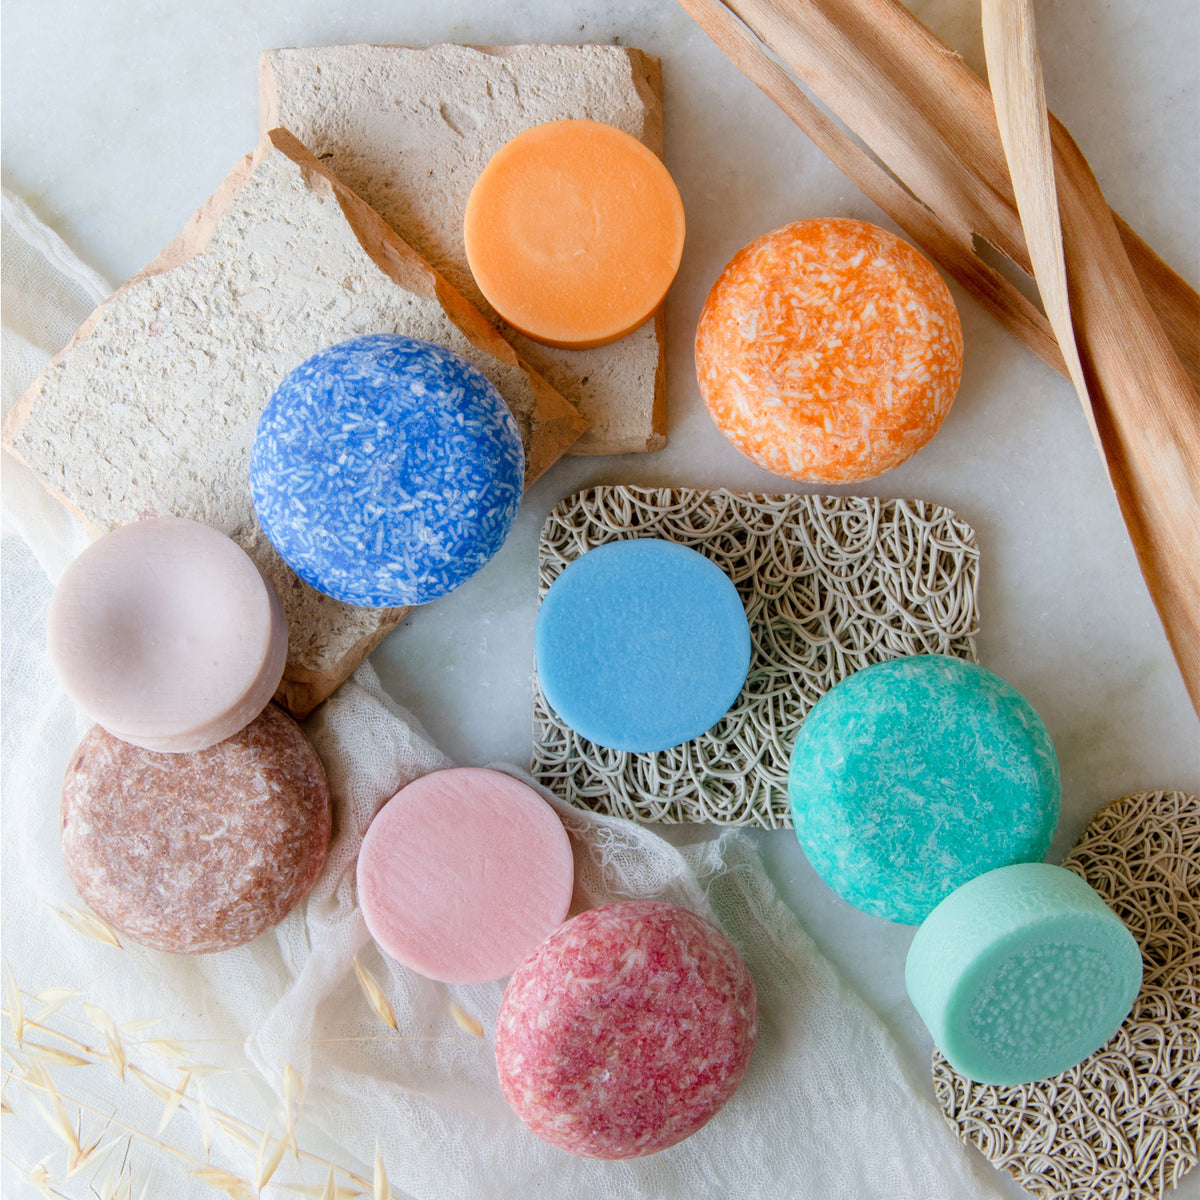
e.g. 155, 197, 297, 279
495, 901, 757, 1159
60, 705, 330, 954
262, 43, 667, 454
788, 654, 1060, 924
696, 220, 962, 483
966, 941, 1122, 1062
251, 334, 523, 607
933, 790, 1198, 1196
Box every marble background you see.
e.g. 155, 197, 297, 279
4, 1, 1198, 1195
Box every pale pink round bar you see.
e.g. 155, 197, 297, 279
496, 901, 758, 1158
61, 705, 330, 954
356, 768, 574, 985
48, 517, 287, 752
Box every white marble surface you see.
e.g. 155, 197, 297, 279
3, 0, 1198, 1196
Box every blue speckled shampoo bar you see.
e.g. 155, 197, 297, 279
906, 863, 1143, 1085
250, 334, 524, 607
788, 655, 1060, 923
534, 538, 752, 753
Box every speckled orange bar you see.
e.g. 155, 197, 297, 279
695, 219, 962, 483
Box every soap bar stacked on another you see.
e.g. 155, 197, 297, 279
50, 518, 331, 954
48, 517, 287, 752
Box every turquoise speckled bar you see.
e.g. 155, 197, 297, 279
787, 655, 1060, 924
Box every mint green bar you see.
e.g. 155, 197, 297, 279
905, 863, 1143, 1086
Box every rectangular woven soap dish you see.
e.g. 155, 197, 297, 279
531, 485, 980, 827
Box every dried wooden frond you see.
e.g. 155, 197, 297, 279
82, 1003, 126, 1080
675, 0, 1200, 706
51, 905, 122, 949
447, 1003, 484, 1039
352, 957, 397, 1032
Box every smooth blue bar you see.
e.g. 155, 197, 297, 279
535, 538, 752, 753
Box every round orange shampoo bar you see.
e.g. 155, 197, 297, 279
695, 219, 963, 484
464, 120, 685, 349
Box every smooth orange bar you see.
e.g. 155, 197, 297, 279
464, 120, 685, 350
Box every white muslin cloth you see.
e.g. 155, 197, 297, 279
0, 189, 1005, 1200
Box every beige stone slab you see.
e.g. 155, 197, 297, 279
3, 128, 587, 718
260, 43, 669, 456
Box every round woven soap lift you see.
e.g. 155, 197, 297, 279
933, 790, 1200, 1200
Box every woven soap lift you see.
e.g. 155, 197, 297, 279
934, 790, 1200, 1200
676, 0, 1200, 714
533, 487, 979, 827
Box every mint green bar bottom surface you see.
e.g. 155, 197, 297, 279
905, 862, 1143, 1086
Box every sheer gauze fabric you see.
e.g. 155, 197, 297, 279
0, 190, 1005, 1200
